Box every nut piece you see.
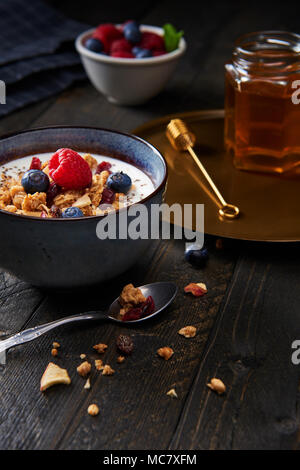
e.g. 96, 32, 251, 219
178, 326, 197, 338
77, 361, 91, 377
117, 355, 125, 364
184, 282, 207, 297
83, 153, 98, 170
157, 347, 174, 361
53, 342, 60, 349
80, 354, 86, 360
95, 359, 104, 370
51, 348, 58, 357
93, 343, 108, 354
207, 378, 226, 395
102, 364, 115, 376
167, 388, 178, 398
40, 362, 71, 392
88, 404, 99, 416
84, 378, 91, 390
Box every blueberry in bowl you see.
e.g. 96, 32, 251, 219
21, 169, 49, 194
85, 37, 104, 53
62, 207, 84, 218
123, 21, 141, 44
107, 172, 132, 194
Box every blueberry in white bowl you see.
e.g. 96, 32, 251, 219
134, 48, 152, 58
123, 21, 141, 44
85, 37, 104, 53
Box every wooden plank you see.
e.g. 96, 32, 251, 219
169, 242, 300, 450
0, 270, 44, 337
0, 237, 236, 449
0, 98, 56, 137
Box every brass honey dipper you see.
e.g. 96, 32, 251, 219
166, 119, 240, 220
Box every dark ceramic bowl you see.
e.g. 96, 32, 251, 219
0, 127, 167, 288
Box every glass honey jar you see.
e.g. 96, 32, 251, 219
225, 31, 300, 175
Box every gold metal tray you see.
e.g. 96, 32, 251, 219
133, 109, 300, 242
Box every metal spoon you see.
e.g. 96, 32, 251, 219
0, 282, 177, 354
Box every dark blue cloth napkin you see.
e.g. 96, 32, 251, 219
0, 0, 90, 117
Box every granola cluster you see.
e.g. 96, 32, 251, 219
0, 154, 125, 218
118, 283, 147, 316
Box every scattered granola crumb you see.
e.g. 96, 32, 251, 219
88, 404, 99, 416
80, 354, 86, 360
77, 361, 91, 377
207, 378, 226, 395
84, 378, 91, 390
216, 238, 223, 250
157, 347, 174, 361
95, 359, 104, 370
184, 282, 207, 297
53, 342, 60, 349
167, 388, 178, 398
51, 348, 58, 357
117, 355, 125, 364
102, 364, 115, 376
40, 362, 71, 392
178, 326, 197, 338
93, 343, 108, 354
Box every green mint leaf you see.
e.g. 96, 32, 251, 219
163, 23, 184, 53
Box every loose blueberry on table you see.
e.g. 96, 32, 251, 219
185, 245, 209, 268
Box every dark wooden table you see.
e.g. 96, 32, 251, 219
1, 0, 300, 450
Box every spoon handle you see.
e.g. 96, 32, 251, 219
0, 311, 106, 354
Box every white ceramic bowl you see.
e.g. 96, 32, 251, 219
75, 25, 186, 106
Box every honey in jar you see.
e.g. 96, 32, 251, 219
225, 31, 300, 175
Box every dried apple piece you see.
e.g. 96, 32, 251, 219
184, 282, 207, 297
40, 362, 71, 392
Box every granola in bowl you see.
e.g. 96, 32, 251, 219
0, 148, 155, 218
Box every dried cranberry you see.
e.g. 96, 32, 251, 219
30, 157, 42, 170
101, 188, 115, 205
122, 296, 155, 322
142, 296, 155, 317
116, 334, 134, 355
50, 205, 62, 218
96, 161, 112, 174
122, 307, 143, 322
46, 182, 61, 205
